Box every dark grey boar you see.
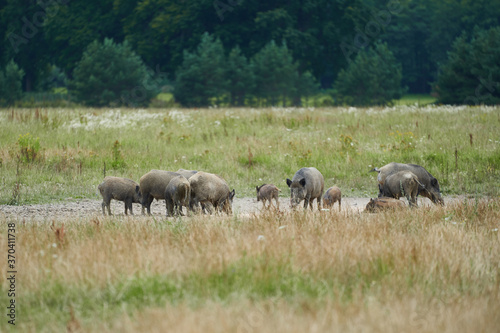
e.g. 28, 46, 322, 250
165, 175, 191, 217
323, 186, 342, 211
139, 170, 183, 215
189, 171, 235, 215
379, 171, 425, 207
98, 176, 141, 215
364, 197, 406, 213
286, 167, 324, 210
370, 162, 444, 205
256, 184, 281, 210
175, 169, 198, 179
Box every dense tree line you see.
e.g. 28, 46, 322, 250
0, 0, 499, 106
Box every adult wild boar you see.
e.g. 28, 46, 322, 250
256, 184, 281, 210
189, 171, 235, 215
98, 176, 141, 215
286, 167, 324, 210
323, 186, 342, 211
364, 197, 406, 213
379, 171, 425, 207
139, 170, 183, 215
165, 175, 191, 217
371, 162, 444, 205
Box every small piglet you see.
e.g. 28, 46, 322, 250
98, 176, 141, 215
323, 186, 341, 211
364, 197, 406, 213
256, 184, 281, 210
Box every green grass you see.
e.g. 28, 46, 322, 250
0, 105, 498, 204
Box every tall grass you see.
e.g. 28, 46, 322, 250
0, 105, 498, 204
0, 199, 499, 331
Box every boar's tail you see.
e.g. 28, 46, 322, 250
369, 167, 380, 173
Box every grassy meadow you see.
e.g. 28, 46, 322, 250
0, 105, 499, 332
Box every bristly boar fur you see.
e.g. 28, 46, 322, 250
323, 186, 341, 211
189, 171, 235, 215
175, 169, 198, 179
165, 175, 191, 217
256, 184, 281, 210
286, 167, 325, 210
364, 197, 406, 213
379, 170, 424, 207
98, 176, 141, 215
139, 170, 183, 215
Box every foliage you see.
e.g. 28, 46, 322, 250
69, 38, 157, 107
174, 33, 228, 107
226, 46, 255, 106
435, 26, 500, 105
0, 59, 24, 105
111, 140, 126, 169
17, 132, 41, 163
334, 43, 405, 106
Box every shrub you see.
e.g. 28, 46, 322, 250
334, 42, 405, 106
435, 27, 500, 105
18, 133, 41, 163
0, 60, 25, 106
69, 38, 157, 107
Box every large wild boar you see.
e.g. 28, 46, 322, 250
364, 197, 406, 213
98, 176, 141, 215
371, 162, 444, 205
256, 184, 281, 210
286, 167, 324, 210
323, 186, 342, 211
139, 170, 183, 215
165, 175, 191, 217
189, 171, 235, 215
379, 171, 424, 207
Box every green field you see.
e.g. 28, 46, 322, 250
0, 106, 499, 332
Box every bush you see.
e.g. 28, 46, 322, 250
0, 60, 25, 106
435, 27, 500, 105
174, 33, 228, 107
69, 38, 157, 107
334, 43, 405, 106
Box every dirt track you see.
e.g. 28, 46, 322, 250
0, 196, 450, 222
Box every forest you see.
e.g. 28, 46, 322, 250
1, 0, 499, 106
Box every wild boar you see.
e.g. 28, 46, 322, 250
256, 184, 281, 210
323, 186, 342, 211
370, 162, 444, 205
98, 176, 141, 215
364, 197, 406, 213
175, 169, 198, 179
379, 171, 425, 207
286, 167, 325, 210
189, 171, 235, 215
165, 175, 191, 217
139, 170, 183, 215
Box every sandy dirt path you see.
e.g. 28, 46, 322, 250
0, 196, 450, 222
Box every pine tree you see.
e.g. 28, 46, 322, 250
226, 46, 255, 106
435, 27, 500, 105
334, 43, 404, 106
174, 33, 228, 107
251, 41, 298, 106
0, 60, 25, 106
69, 38, 156, 107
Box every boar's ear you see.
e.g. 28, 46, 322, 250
230, 189, 235, 199
299, 178, 306, 187
286, 179, 292, 187
431, 178, 438, 186
135, 185, 140, 194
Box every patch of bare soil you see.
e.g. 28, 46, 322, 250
0, 196, 455, 223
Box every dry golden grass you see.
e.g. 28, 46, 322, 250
1, 198, 499, 332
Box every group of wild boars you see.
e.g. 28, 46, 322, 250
98, 176, 142, 215
139, 170, 185, 215
189, 171, 235, 214
256, 184, 281, 210
369, 162, 444, 209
